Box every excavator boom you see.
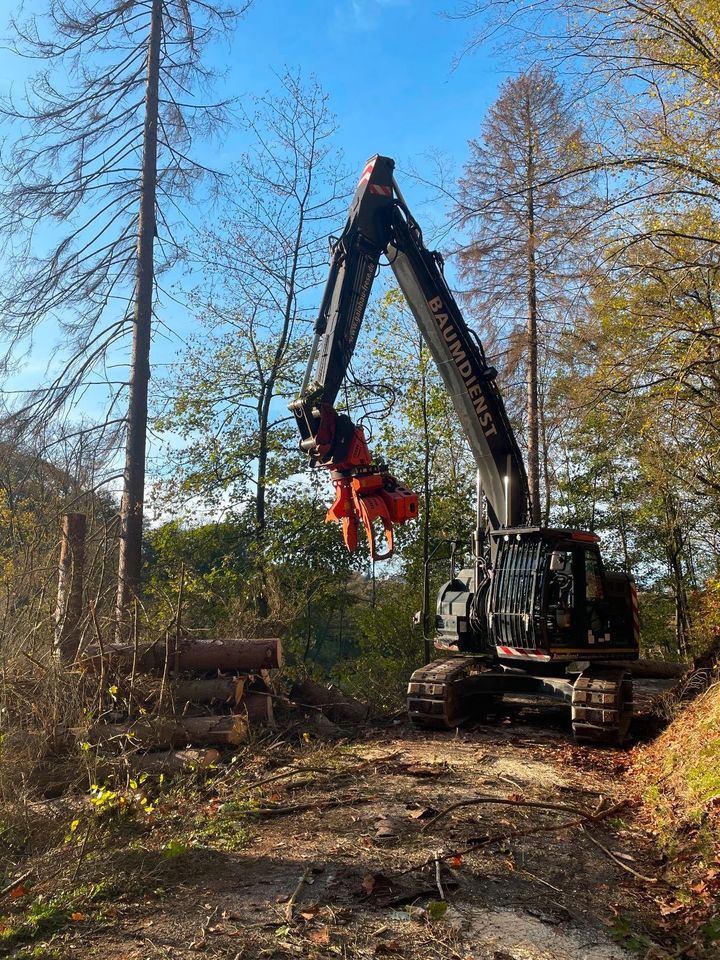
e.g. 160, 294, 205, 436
290, 155, 529, 555
290, 154, 639, 745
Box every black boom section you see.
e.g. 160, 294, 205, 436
312, 156, 396, 406
304, 153, 530, 528
387, 207, 529, 528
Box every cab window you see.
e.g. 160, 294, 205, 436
585, 550, 604, 601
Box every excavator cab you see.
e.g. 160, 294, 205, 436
488, 528, 638, 662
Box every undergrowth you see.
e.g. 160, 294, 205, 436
632, 674, 720, 955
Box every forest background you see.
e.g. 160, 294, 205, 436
0, 0, 718, 712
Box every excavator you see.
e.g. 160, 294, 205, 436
290, 155, 640, 745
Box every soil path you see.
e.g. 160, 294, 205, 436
64, 704, 664, 960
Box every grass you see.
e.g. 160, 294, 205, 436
632, 677, 720, 955
0, 881, 122, 956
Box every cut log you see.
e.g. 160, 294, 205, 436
620, 659, 689, 679
79, 637, 282, 674
174, 676, 245, 705
289, 678, 368, 724
86, 714, 247, 748
241, 691, 275, 726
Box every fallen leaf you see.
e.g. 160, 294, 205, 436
450, 855, 463, 869
660, 901, 686, 916
403, 765, 443, 777
309, 925, 330, 945
71, 912, 87, 922
9, 886, 27, 898
407, 807, 438, 820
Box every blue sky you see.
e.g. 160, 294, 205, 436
222, 0, 502, 180
0, 0, 508, 372
0, 0, 516, 484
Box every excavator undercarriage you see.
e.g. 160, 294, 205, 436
407, 658, 634, 746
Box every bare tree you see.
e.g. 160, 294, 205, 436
0, 0, 249, 629
455, 65, 597, 522
157, 71, 348, 616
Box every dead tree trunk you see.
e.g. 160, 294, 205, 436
54, 513, 87, 662
116, 0, 162, 631
525, 107, 541, 525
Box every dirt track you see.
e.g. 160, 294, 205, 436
59, 698, 669, 960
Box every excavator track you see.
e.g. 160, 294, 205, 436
407, 657, 491, 728
571, 667, 633, 746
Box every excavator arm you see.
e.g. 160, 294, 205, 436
290, 155, 530, 559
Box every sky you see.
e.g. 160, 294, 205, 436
0, 0, 511, 381
185, 0, 511, 370
219, 0, 503, 181
0, 0, 519, 504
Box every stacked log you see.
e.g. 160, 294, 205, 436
289, 678, 369, 723
78, 637, 283, 752
77, 637, 369, 763
88, 714, 248, 748
81, 637, 282, 674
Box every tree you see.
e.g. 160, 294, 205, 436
455, 3, 720, 251
554, 216, 720, 655
0, 419, 118, 660
455, 65, 597, 522
452, 3, 720, 653
157, 72, 347, 615
0, 0, 248, 629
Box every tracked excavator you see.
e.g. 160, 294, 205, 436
290, 155, 640, 745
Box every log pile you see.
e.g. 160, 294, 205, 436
78, 637, 282, 751
77, 638, 368, 761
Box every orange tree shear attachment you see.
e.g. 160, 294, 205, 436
326, 469, 418, 561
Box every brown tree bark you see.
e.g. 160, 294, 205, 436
289, 678, 368, 723
54, 513, 87, 662
242, 691, 275, 725
174, 676, 245, 705
524, 96, 542, 525
123, 747, 221, 774
116, 0, 162, 631
81, 637, 283, 673
88, 714, 248, 748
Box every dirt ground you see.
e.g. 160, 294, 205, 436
7, 688, 677, 960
